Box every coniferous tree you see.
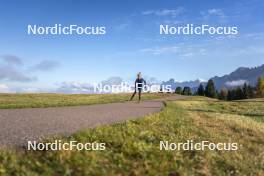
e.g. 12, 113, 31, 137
235, 87, 244, 100
241, 83, 254, 99
219, 87, 228, 100
197, 84, 205, 96
227, 89, 236, 101
247, 85, 255, 98
242, 83, 248, 99
225, 83, 256, 101
175, 87, 182, 94
205, 79, 217, 98
182, 87, 192, 95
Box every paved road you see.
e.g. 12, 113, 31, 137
0, 95, 185, 147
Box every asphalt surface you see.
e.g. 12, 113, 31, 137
0, 95, 185, 147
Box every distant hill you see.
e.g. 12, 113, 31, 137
211, 64, 264, 90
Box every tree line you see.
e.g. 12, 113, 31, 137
174, 76, 264, 100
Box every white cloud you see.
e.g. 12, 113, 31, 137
208, 9, 224, 16
229, 46, 264, 56
163, 20, 183, 25
0, 84, 10, 93
225, 79, 248, 87
101, 77, 123, 85
56, 77, 124, 94
142, 7, 185, 17
0, 55, 59, 82
0, 65, 36, 82
197, 78, 207, 82
56, 82, 94, 94
30, 60, 60, 71
140, 45, 206, 57
201, 8, 226, 20
141, 46, 180, 55
0, 55, 35, 82
114, 23, 130, 31
18, 87, 43, 93
1, 55, 23, 66
244, 32, 264, 40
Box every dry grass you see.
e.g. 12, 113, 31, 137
0, 93, 170, 109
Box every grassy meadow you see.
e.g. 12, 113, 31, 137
0, 93, 170, 109
0, 96, 264, 175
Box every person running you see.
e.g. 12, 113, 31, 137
130, 72, 146, 102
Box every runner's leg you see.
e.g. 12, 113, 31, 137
138, 89, 142, 101
130, 90, 137, 101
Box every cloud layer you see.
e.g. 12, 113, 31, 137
0, 84, 10, 93
225, 79, 248, 87
30, 60, 60, 71
0, 55, 59, 82
56, 77, 124, 94
0, 55, 35, 82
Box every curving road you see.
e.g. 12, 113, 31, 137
0, 95, 186, 147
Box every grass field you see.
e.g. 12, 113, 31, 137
0, 93, 170, 109
0, 97, 264, 175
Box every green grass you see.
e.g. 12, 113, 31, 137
182, 97, 264, 123
0, 97, 263, 175
0, 93, 170, 109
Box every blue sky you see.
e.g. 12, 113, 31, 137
0, 0, 264, 92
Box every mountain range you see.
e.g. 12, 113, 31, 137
162, 64, 264, 91
211, 64, 264, 89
